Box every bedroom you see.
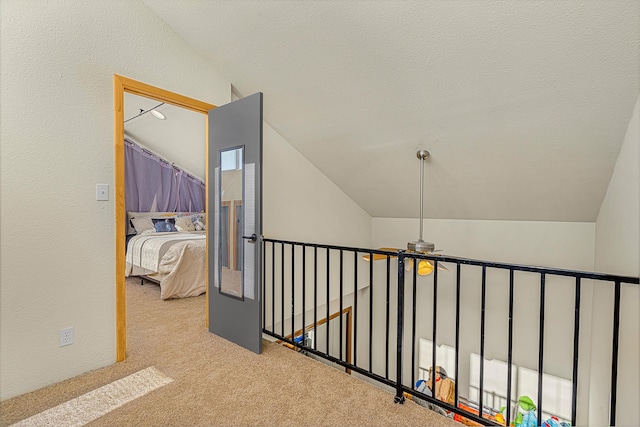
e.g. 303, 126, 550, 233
1, 1, 638, 426
122, 91, 208, 301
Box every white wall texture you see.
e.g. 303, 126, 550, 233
260, 121, 372, 334
0, 0, 230, 400
0, 0, 372, 401
263, 122, 372, 248
591, 95, 639, 426
372, 218, 596, 270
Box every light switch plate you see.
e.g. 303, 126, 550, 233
96, 184, 109, 201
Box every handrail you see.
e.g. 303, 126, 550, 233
262, 238, 639, 284
262, 237, 639, 426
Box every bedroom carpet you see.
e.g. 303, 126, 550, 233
0, 278, 458, 427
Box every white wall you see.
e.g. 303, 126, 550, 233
261, 122, 372, 332
0, 0, 232, 400
263, 123, 371, 248
595, 95, 640, 277
372, 218, 595, 270
591, 95, 640, 426
0, 0, 373, 401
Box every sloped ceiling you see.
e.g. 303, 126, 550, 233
124, 92, 206, 180
144, 0, 639, 222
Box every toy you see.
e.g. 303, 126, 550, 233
498, 396, 537, 427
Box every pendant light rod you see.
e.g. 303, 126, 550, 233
417, 149, 429, 241
407, 149, 434, 254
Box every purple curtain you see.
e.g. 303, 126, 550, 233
125, 138, 205, 214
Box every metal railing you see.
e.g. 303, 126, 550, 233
261, 238, 639, 426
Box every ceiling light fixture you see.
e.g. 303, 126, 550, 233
417, 259, 434, 276
150, 109, 166, 120
363, 149, 447, 276
408, 149, 436, 276
124, 102, 166, 123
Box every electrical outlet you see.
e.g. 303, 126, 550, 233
60, 327, 74, 347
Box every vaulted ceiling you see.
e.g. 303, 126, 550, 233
143, 0, 639, 222
124, 92, 206, 180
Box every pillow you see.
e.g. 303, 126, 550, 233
127, 211, 177, 235
175, 216, 195, 232
182, 212, 205, 225
176, 212, 206, 228
152, 218, 178, 233
196, 212, 206, 226
130, 217, 155, 234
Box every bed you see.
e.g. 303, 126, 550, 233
125, 211, 207, 299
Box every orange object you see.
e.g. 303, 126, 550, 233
454, 403, 503, 426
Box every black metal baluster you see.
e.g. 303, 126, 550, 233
369, 251, 373, 373
506, 269, 514, 427
291, 244, 295, 340
411, 257, 418, 388
454, 263, 461, 408
479, 265, 486, 419
262, 241, 266, 330
354, 252, 358, 367
395, 251, 406, 403
302, 246, 306, 348
339, 249, 344, 362
570, 277, 581, 427
281, 242, 285, 336
537, 273, 546, 425
271, 241, 275, 334
326, 248, 330, 356
431, 260, 438, 403
610, 280, 621, 426
386, 255, 391, 379
314, 246, 318, 351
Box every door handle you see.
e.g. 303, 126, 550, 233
242, 233, 257, 243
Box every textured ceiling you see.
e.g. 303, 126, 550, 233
144, 0, 639, 221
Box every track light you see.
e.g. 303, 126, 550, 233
150, 109, 166, 120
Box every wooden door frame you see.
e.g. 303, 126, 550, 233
114, 75, 216, 361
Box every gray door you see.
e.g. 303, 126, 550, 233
208, 93, 262, 354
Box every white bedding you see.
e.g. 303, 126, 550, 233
126, 231, 206, 299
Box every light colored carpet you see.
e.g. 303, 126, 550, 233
1, 278, 458, 427
9, 367, 173, 427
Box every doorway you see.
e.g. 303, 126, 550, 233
114, 75, 216, 361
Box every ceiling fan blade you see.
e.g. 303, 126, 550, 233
363, 248, 450, 275
362, 247, 399, 262
436, 262, 449, 272
424, 252, 450, 271
405, 258, 414, 272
